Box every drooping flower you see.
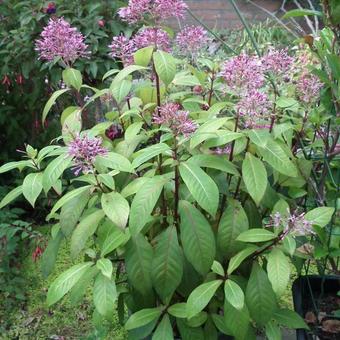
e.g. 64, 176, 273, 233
118, 0, 187, 24
212, 145, 232, 155
176, 25, 210, 55
133, 27, 171, 51
68, 134, 107, 175
35, 17, 88, 64
296, 71, 323, 104
153, 103, 197, 136
105, 124, 124, 140
262, 48, 294, 75
220, 54, 264, 92
109, 35, 136, 66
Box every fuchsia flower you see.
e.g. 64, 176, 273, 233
153, 103, 197, 136
262, 48, 294, 75
35, 17, 88, 64
296, 72, 323, 104
133, 27, 171, 51
68, 134, 107, 175
176, 25, 210, 55
109, 35, 136, 66
118, 0, 187, 24
220, 54, 264, 92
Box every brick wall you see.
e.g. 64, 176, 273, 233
181, 0, 283, 30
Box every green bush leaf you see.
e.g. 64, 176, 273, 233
227, 245, 258, 275
112, 65, 147, 84
179, 162, 219, 216
152, 226, 183, 303
132, 143, 171, 168
62, 68, 82, 91
167, 303, 187, 318
125, 234, 153, 295
265, 320, 281, 340
305, 207, 335, 227
217, 199, 249, 257
96, 152, 134, 173
22, 172, 43, 207
282, 9, 322, 19
110, 79, 132, 104
0, 185, 23, 209
125, 307, 162, 331
224, 280, 244, 310
179, 201, 216, 275
134, 46, 154, 67
70, 210, 105, 258
152, 314, 174, 340
273, 309, 309, 329
0, 160, 33, 174
237, 229, 276, 243
153, 50, 176, 86
129, 176, 167, 235
96, 258, 113, 279
224, 300, 250, 340
242, 153, 267, 206
47, 262, 93, 306
211, 261, 225, 276
186, 280, 223, 319
245, 263, 277, 326
42, 89, 69, 123
93, 273, 117, 318
101, 192, 129, 229
267, 249, 290, 296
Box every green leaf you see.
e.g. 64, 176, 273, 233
267, 249, 291, 296
22, 172, 43, 207
96, 152, 134, 173
47, 262, 93, 306
245, 263, 277, 326
211, 261, 225, 276
110, 79, 132, 104
134, 46, 154, 67
257, 141, 298, 178
129, 176, 167, 235
237, 229, 276, 243
125, 307, 162, 331
132, 143, 171, 168
62, 68, 82, 91
242, 153, 267, 206
186, 280, 223, 319
101, 192, 129, 229
276, 97, 298, 109
211, 314, 232, 336
152, 226, 183, 303
188, 154, 239, 176
248, 129, 271, 148
152, 314, 174, 340
0, 160, 33, 174
224, 280, 244, 310
153, 50, 176, 86
42, 154, 72, 193
224, 300, 250, 340
227, 245, 258, 275
112, 65, 147, 84
93, 273, 117, 318
121, 177, 148, 198
204, 131, 243, 148
179, 201, 216, 275
49, 185, 92, 216
98, 221, 130, 257
217, 199, 249, 257
70, 210, 105, 258
177, 318, 204, 340
305, 207, 335, 227
102, 68, 119, 81
125, 234, 153, 295
96, 258, 113, 279
179, 162, 219, 216
42, 89, 69, 123
282, 9, 322, 19
167, 303, 187, 318
273, 309, 309, 329
265, 320, 281, 340
0, 185, 23, 209
60, 188, 90, 236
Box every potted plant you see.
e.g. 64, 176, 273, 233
0, 0, 338, 339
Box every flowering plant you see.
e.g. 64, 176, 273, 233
0, 0, 339, 338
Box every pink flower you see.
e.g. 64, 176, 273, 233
133, 27, 171, 52
118, 0, 187, 24
262, 48, 294, 75
296, 72, 323, 104
220, 54, 264, 91
35, 17, 89, 64
153, 103, 197, 136
176, 25, 210, 55
109, 35, 136, 66
68, 134, 107, 175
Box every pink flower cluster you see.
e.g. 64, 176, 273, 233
133, 27, 171, 51
296, 72, 323, 104
108, 35, 136, 66
68, 134, 107, 175
118, 0, 187, 24
262, 48, 294, 75
153, 103, 197, 136
35, 17, 88, 64
176, 25, 210, 55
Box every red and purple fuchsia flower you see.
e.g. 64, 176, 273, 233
68, 134, 107, 175
153, 103, 197, 137
176, 25, 210, 56
35, 17, 89, 65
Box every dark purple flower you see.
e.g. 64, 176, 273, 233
105, 124, 124, 140
108, 35, 136, 66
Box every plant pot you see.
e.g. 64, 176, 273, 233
292, 275, 340, 340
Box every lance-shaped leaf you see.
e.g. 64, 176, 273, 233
62, 68, 82, 91
227, 245, 258, 275
153, 50, 176, 86
96, 258, 113, 279
179, 162, 219, 216
273, 309, 309, 329
236, 229, 276, 243
42, 88, 69, 123
125, 307, 162, 331
22, 172, 43, 207
96, 152, 134, 173
132, 143, 171, 169
224, 280, 244, 310
304, 207, 335, 227
179, 201, 216, 275
224, 300, 250, 340
0, 185, 23, 209
152, 314, 174, 340
101, 192, 129, 229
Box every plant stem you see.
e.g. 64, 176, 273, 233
173, 138, 180, 227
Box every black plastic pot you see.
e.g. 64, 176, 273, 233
292, 275, 340, 340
